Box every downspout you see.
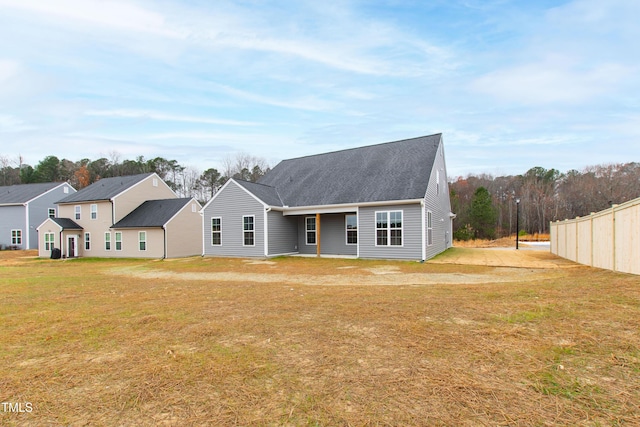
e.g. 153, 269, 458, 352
265, 207, 271, 257
163, 226, 167, 259
24, 203, 30, 249
420, 200, 426, 261
200, 211, 205, 256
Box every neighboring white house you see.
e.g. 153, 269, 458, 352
202, 134, 455, 260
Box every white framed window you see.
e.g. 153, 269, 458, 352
44, 232, 55, 251
139, 231, 146, 251
115, 232, 122, 251
192, 203, 197, 213
63, 186, 69, 194
211, 217, 222, 246
153, 178, 158, 187
105, 232, 111, 251
84, 232, 91, 251
427, 210, 433, 246
436, 170, 440, 195
346, 214, 357, 245
375, 211, 403, 246
243, 215, 255, 246
11, 229, 22, 245
90, 204, 97, 220
74, 205, 81, 220
48, 208, 56, 218
305, 216, 316, 245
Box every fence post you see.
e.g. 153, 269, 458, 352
612, 205, 617, 272
590, 213, 594, 267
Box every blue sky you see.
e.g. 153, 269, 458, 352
0, 0, 638, 178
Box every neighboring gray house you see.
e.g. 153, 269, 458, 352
202, 134, 455, 260
0, 182, 76, 250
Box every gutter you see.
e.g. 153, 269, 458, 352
277, 198, 423, 216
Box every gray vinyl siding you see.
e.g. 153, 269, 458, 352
0, 205, 26, 249
27, 184, 74, 249
423, 140, 453, 260
203, 181, 266, 257
297, 217, 317, 255
296, 213, 357, 256
267, 211, 298, 256
358, 203, 423, 260
0, 183, 74, 250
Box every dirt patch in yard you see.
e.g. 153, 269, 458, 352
107, 248, 576, 286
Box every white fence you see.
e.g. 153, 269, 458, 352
550, 197, 640, 275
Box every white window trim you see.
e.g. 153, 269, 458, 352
427, 210, 433, 246
84, 232, 91, 251
345, 214, 357, 245
74, 205, 81, 220
90, 204, 98, 220
374, 210, 404, 247
242, 215, 255, 247
211, 217, 222, 246
44, 232, 55, 251
139, 231, 147, 251
48, 208, 56, 218
11, 229, 22, 245
305, 216, 317, 246
115, 232, 123, 251
104, 232, 111, 251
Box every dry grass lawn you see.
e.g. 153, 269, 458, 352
1, 249, 638, 426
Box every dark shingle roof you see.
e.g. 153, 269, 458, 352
234, 180, 283, 206
257, 134, 442, 207
0, 182, 66, 205
57, 173, 154, 204
111, 198, 194, 228
50, 218, 83, 230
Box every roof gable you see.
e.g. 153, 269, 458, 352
0, 182, 70, 205
112, 198, 195, 228
57, 173, 155, 204
37, 217, 83, 231
234, 179, 283, 206
258, 134, 442, 207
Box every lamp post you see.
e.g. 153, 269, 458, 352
515, 198, 520, 250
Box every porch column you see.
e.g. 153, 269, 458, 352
316, 213, 321, 257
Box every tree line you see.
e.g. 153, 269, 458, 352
0, 152, 270, 203
450, 163, 640, 239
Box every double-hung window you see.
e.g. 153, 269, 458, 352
115, 232, 122, 251
211, 217, 222, 245
84, 232, 91, 251
74, 205, 81, 220
105, 232, 111, 251
48, 208, 56, 218
375, 211, 403, 246
306, 217, 316, 245
243, 216, 254, 246
346, 214, 357, 245
44, 232, 55, 251
139, 232, 146, 251
90, 204, 97, 220
10, 230, 22, 245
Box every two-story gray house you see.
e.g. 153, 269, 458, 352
202, 134, 454, 260
0, 182, 76, 250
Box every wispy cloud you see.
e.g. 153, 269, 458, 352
85, 109, 260, 126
